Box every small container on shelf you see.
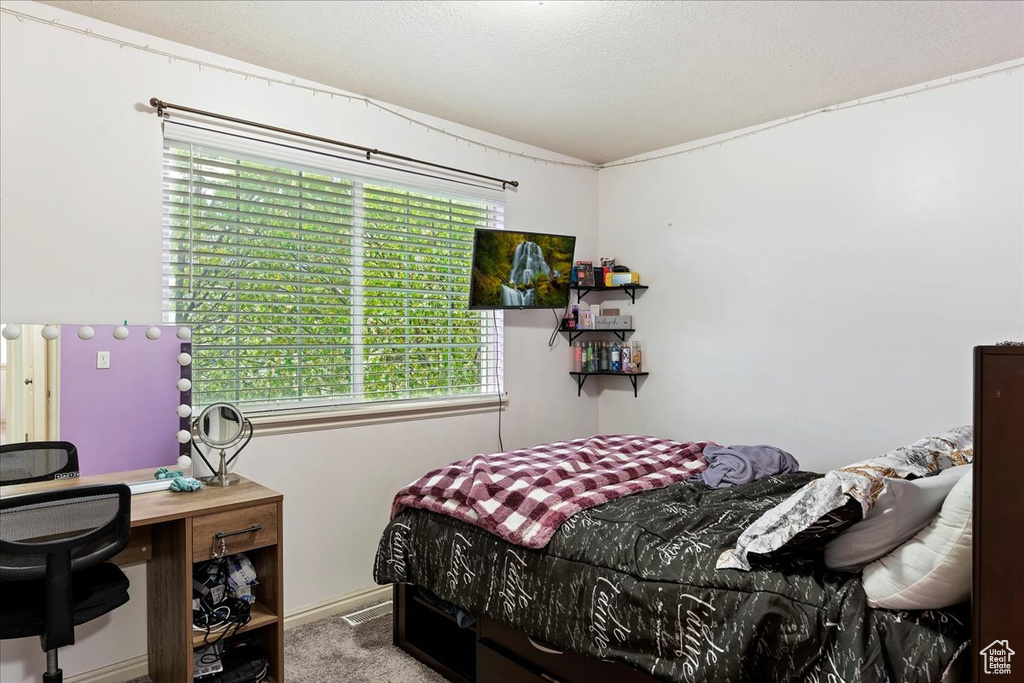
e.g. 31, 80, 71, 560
630, 341, 642, 373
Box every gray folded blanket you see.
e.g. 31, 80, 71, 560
698, 445, 799, 489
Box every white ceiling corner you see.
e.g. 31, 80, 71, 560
35, 0, 1024, 164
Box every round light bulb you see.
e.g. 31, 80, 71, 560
176, 378, 192, 392
176, 404, 192, 418
176, 327, 192, 340
146, 326, 162, 340
113, 326, 129, 340
177, 352, 192, 366
176, 429, 191, 444
78, 326, 95, 340
2, 324, 22, 340
41, 325, 60, 340
176, 455, 192, 470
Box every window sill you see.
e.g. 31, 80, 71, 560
248, 394, 508, 437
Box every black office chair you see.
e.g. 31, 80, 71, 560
0, 484, 132, 683
0, 442, 80, 485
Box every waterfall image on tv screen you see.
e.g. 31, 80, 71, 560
469, 229, 577, 309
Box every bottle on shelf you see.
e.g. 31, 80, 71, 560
631, 341, 642, 373
621, 342, 631, 373
611, 341, 621, 372
573, 342, 582, 373
599, 342, 609, 372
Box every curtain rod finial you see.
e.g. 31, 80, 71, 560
149, 97, 161, 108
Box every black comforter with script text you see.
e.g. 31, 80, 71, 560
374, 473, 967, 682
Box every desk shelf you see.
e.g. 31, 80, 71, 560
191, 600, 279, 648
189, 521, 284, 681
569, 371, 648, 397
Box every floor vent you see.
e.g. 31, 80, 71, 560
341, 600, 393, 626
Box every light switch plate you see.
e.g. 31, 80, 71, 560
96, 351, 110, 369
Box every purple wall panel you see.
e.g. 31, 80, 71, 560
60, 325, 183, 475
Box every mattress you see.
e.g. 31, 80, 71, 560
374, 472, 968, 682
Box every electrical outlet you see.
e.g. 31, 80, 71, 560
96, 351, 111, 369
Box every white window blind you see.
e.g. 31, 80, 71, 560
162, 139, 503, 413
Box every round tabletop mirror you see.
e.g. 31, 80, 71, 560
195, 402, 246, 447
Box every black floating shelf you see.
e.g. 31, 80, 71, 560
559, 328, 635, 343
570, 284, 649, 304
569, 282, 647, 305
569, 371, 649, 397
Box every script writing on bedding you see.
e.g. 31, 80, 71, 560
391, 435, 709, 548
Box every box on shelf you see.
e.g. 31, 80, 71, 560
594, 315, 632, 330
574, 261, 595, 287
610, 272, 640, 285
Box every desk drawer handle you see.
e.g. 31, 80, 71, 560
211, 525, 261, 558
215, 525, 262, 540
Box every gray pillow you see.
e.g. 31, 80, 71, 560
823, 464, 971, 571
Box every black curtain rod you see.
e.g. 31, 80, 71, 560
165, 120, 500, 193
149, 97, 519, 190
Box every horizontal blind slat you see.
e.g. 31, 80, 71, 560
164, 165, 357, 205
164, 211, 482, 251
164, 238, 471, 273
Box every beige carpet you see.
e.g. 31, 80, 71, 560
284, 611, 445, 683
126, 610, 445, 682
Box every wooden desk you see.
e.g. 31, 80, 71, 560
2, 468, 285, 682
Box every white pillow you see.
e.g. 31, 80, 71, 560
862, 468, 972, 609
824, 465, 971, 571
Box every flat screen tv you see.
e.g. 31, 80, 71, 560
468, 228, 577, 309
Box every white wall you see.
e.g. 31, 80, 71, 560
598, 66, 1024, 470
0, 2, 598, 680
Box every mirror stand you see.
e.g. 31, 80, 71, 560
206, 446, 242, 487
190, 403, 253, 487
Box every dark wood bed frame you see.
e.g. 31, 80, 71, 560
393, 345, 1022, 682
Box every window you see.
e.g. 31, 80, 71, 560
162, 139, 503, 413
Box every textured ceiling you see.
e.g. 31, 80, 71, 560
37, 0, 1024, 164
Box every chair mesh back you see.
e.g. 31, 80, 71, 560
0, 442, 79, 485
0, 491, 124, 579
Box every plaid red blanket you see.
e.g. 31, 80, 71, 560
391, 434, 710, 549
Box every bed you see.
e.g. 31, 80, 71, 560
375, 472, 967, 682
373, 345, 1022, 682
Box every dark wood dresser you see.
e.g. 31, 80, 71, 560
973, 345, 1024, 679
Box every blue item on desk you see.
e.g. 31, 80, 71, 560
170, 477, 203, 492
154, 467, 184, 479
154, 467, 202, 492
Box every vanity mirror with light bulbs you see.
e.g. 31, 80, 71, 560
0, 322, 194, 479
